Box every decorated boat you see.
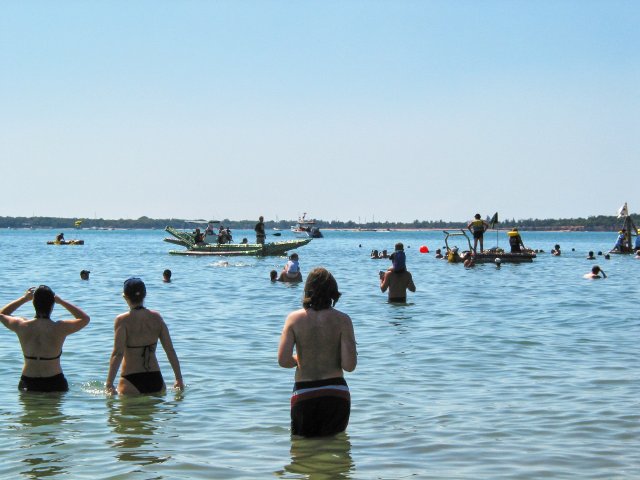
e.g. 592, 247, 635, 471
291, 212, 323, 238
164, 226, 311, 256
443, 229, 535, 263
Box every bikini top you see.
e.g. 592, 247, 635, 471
24, 351, 62, 361
127, 343, 157, 371
126, 305, 158, 371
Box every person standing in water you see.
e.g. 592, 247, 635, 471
278, 268, 357, 437
106, 277, 184, 395
0, 285, 90, 392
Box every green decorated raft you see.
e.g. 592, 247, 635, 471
164, 226, 311, 256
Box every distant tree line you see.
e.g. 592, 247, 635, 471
1, 214, 636, 231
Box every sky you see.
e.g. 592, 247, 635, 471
1, 0, 638, 223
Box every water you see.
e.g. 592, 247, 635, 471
0, 228, 638, 479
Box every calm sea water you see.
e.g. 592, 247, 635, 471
0, 228, 637, 479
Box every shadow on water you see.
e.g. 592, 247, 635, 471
18, 392, 72, 478
106, 393, 182, 467
278, 432, 354, 479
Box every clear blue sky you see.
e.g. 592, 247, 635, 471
1, 1, 638, 223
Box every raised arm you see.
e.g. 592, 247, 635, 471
158, 318, 184, 390
380, 272, 390, 293
0, 289, 33, 331
55, 295, 90, 334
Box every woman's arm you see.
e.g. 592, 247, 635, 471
0, 289, 33, 331
55, 295, 90, 334
159, 319, 184, 390
105, 317, 126, 394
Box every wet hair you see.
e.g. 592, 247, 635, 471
33, 285, 55, 318
163, 269, 172, 281
270, 270, 278, 281
395, 242, 404, 251
302, 268, 341, 311
123, 277, 146, 302
592, 265, 601, 274
289, 253, 299, 260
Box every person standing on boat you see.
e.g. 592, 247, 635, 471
635, 229, 640, 253
0, 285, 90, 392
613, 229, 626, 252
508, 228, 525, 253
255, 216, 266, 244
105, 277, 184, 395
278, 268, 357, 437
467, 214, 489, 253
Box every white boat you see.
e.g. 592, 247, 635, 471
291, 213, 323, 238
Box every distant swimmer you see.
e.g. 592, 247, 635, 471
586, 251, 596, 260
163, 269, 172, 282
0, 285, 90, 392
584, 265, 606, 279
106, 277, 184, 395
551, 244, 561, 256
270, 270, 278, 282
80, 270, 90, 280
467, 213, 489, 253
495, 258, 502, 269
278, 268, 357, 437
434, 248, 444, 259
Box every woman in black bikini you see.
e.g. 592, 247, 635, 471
0, 285, 90, 392
105, 277, 184, 395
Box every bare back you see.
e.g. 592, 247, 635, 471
15, 319, 69, 377
279, 307, 357, 382
116, 308, 165, 375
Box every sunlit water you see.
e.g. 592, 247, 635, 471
0, 228, 637, 479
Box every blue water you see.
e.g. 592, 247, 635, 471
0, 228, 638, 479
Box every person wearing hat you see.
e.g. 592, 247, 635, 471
0, 285, 90, 392
508, 228, 525, 253
635, 229, 640, 253
106, 277, 184, 395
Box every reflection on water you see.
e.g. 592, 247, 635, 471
18, 392, 71, 478
279, 433, 354, 479
106, 394, 180, 467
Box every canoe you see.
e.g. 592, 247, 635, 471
47, 240, 84, 245
165, 226, 311, 256
168, 238, 312, 256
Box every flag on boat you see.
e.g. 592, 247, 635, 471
489, 212, 499, 228
617, 203, 628, 218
